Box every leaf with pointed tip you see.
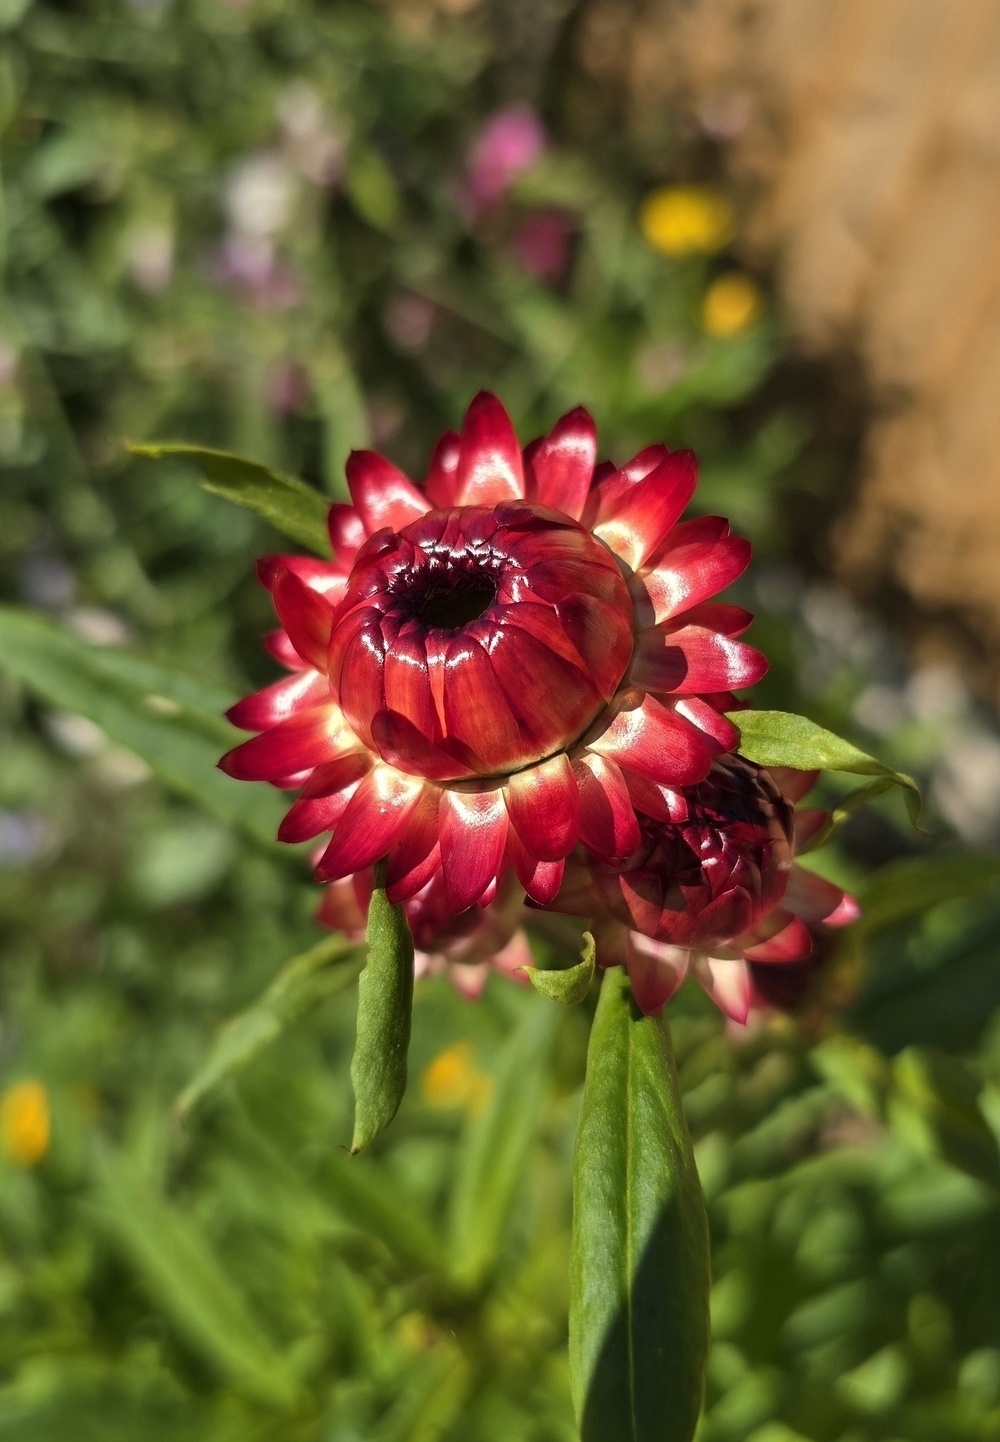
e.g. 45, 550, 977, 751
350, 880, 414, 1152
524, 931, 596, 1004
0, 606, 287, 849
176, 935, 363, 1118
130, 442, 330, 555
728, 709, 925, 832
571, 966, 710, 1442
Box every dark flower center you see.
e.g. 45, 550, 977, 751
411, 574, 497, 630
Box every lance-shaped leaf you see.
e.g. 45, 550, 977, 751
727, 709, 925, 831
571, 966, 711, 1442
350, 874, 415, 1152
0, 607, 286, 848
524, 931, 596, 1004
176, 935, 363, 1118
448, 999, 559, 1290
130, 442, 331, 555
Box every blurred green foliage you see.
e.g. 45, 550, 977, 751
0, 2, 999, 1440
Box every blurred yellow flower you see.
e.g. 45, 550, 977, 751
701, 272, 764, 337
640, 185, 734, 257
420, 1041, 491, 1113
1, 1080, 50, 1168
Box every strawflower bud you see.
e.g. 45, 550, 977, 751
550, 757, 858, 1020
221, 392, 767, 914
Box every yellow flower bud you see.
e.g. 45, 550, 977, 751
640, 186, 735, 257
701, 272, 764, 337
1, 1080, 50, 1168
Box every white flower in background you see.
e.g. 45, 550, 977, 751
224, 151, 297, 238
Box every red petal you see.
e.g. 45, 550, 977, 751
219, 704, 352, 782
743, 916, 813, 963
552, 594, 634, 700
669, 601, 754, 637
784, 866, 852, 925
505, 753, 580, 861
272, 569, 336, 672
424, 430, 462, 507
486, 626, 600, 762
317, 878, 367, 937
637, 518, 751, 623
386, 791, 443, 902
278, 753, 372, 842
440, 788, 508, 913
793, 807, 829, 852
767, 767, 819, 803
315, 767, 424, 880
524, 406, 597, 520
226, 671, 329, 731
345, 451, 430, 534
370, 709, 478, 781
328, 504, 368, 566
588, 695, 714, 787
825, 893, 860, 927
454, 392, 524, 505
442, 637, 524, 772
673, 697, 740, 753
572, 754, 641, 860
627, 940, 688, 1015
593, 452, 698, 571
582, 445, 671, 525
507, 824, 566, 905
696, 957, 752, 1024
257, 554, 344, 599
631, 625, 768, 694
328, 611, 386, 743
382, 630, 440, 750
264, 629, 304, 670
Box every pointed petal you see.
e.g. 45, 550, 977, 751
328, 503, 368, 566
490, 930, 534, 982
793, 807, 829, 852
440, 788, 509, 913
826, 893, 860, 926
766, 767, 819, 803
346, 450, 430, 534
669, 601, 754, 637
448, 962, 490, 999
226, 671, 328, 731
588, 694, 714, 787
386, 791, 443, 902
784, 865, 852, 924
257, 554, 344, 600
454, 392, 524, 504
627, 940, 689, 1015
315, 766, 424, 880
593, 452, 698, 570
371, 709, 478, 782
631, 625, 768, 694
673, 697, 740, 753
505, 752, 580, 861
271, 569, 336, 672
424, 430, 462, 507
328, 610, 385, 742
573, 754, 642, 860
264, 628, 304, 670
505, 825, 565, 904
743, 916, 813, 963
317, 877, 368, 937
524, 406, 596, 520
581, 445, 670, 525
219, 704, 353, 782
636, 517, 751, 623
278, 753, 372, 842
442, 637, 525, 772
696, 956, 752, 1024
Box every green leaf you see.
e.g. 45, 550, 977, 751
176, 935, 363, 1118
448, 1000, 559, 1290
727, 709, 925, 831
853, 852, 1000, 935
797, 778, 901, 853
524, 930, 596, 1004
90, 1145, 300, 1407
350, 878, 415, 1153
0, 607, 286, 848
571, 966, 711, 1442
319, 1150, 446, 1273
129, 442, 330, 555
891, 1047, 1000, 1192
369, 1348, 471, 1442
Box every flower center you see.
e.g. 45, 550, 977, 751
411, 574, 498, 630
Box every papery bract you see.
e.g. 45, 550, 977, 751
221, 392, 767, 914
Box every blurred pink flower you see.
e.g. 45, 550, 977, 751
265, 361, 311, 416
461, 105, 546, 220
210, 236, 304, 311
512, 209, 575, 282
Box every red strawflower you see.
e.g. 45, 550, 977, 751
548, 757, 858, 1021
318, 871, 532, 1000
220, 393, 766, 912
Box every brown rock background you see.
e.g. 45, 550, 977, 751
576, 0, 1000, 698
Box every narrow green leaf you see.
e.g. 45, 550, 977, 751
350, 879, 415, 1152
370, 1348, 471, 1442
524, 931, 596, 1003
129, 442, 330, 555
448, 1000, 559, 1289
571, 966, 711, 1442
319, 1150, 446, 1273
853, 852, 1000, 935
90, 1145, 300, 1406
892, 1047, 1000, 1192
727, 709, 925, 831
797, 778, 899, 853
176, 935, 363, 1118
0, 607, 286, 847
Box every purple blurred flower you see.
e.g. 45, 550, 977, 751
461, 105, 546, 220
511, 209, 574, 282
210, 236, 304, 311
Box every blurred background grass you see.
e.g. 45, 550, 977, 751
0, 2, 999, 1440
